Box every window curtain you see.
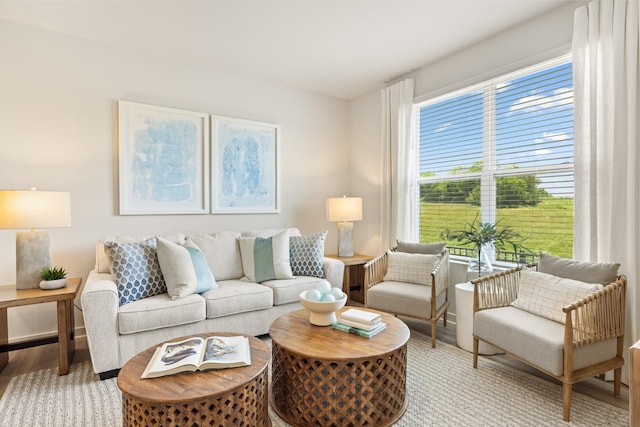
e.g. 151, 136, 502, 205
573, 0, 639, 383
380, 78, 416, 250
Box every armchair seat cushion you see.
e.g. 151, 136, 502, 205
475, 306, 617, 376
367, 281, 445, 319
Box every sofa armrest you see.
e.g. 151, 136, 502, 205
322, 257, 345, 289
471, 263, 537, 312
80, 269, 121, 375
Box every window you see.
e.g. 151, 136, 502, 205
415, 57, 574, 261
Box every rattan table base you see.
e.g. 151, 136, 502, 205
270, 308, 409, 427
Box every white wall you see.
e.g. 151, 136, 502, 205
0, 20, 349, 340
349, 2, 581, 315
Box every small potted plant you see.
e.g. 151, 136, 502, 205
39, 266, 68, 290
441, 215, 526, 277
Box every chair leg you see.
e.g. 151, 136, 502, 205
614, 367, 622, 397
473, 338, 479, 368
562, 382, 572, 422
443, 311, 447, 327
431, 320, 437, 348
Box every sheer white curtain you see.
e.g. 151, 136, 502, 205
380, 78, 416, 250
573, 0, 639, 383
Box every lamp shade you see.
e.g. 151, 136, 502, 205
0, 190, 71, 229
327, 196, 362, 222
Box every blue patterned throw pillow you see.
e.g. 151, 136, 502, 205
104, 239, 167, 306
289, 231, 327, 278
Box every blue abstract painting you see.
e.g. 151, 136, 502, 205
212, 117, 279, 213
119, 101, 209, 214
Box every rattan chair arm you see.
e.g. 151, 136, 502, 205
364, 250, 390, 290
471, 263, 537, 311
562, 275, 627, 347
432, 251, 450, 296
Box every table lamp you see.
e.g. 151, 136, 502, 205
327, 196, 362, 257
0, 190, 71, 289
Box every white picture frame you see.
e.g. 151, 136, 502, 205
211, 116, 280, 214
118, 101, 210, 215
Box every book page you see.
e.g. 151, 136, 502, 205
202, 336, 248, 365
147, 337, 204, 375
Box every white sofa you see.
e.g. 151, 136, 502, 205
81, 227, 344, 379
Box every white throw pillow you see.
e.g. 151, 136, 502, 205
156, 237, 217, 300
238, 230, 294, 283
383, 251, 439, 286
511, 270, 603, 324
187, 232, 243, 281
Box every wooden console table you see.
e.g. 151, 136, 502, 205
0, 277, 81, 375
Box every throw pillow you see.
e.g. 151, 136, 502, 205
156, 237, 217, 300
396, 240, 446, 255
238, 230, 294, 283
538, 253, 620, 285
289, 231, 327, 278
187, 232, 244, 281
104, 238, 167, 306
383, 250, 439, 286
511, 270, 603, 324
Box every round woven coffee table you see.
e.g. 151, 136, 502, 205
269, 307, 410, 427
117, 332, 271, 427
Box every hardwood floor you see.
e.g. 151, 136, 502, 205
0, 320, 629, 412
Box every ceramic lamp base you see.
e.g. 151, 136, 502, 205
337, 221, 354, 257
16, 230, 50, 290
309, 311, 338, 326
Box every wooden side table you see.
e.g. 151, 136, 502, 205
326, 253, 374, 303
270, 307, 409, 427
117, 333, 271, 427
0, 277, 81, 375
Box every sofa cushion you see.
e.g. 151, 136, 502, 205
97, 233, 186, 273
238, 230, 294, 283
202, 280, 273, 318
538, 253, 620, 285
156, 237, 217, 299
383, 251, 438, 286
396, 240, 446, 255
118, 293, 205, 335
187, 232, 243, 281
289, 231, 327, 278
511, 270, 603, 324
241, 227, 301, 238
104, 238, 167, 306
474, 306, 617, 376
262, 276, 327, 305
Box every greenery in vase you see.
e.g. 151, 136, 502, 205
441, 215, 527, 275
40, 266, 67, 281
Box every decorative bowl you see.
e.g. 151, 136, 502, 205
299, 290, 347, 326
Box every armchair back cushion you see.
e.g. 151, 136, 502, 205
538, 253, 620, 285
511, 270, 603, 324
396, 240, 446, 255
383, 251, 439, 286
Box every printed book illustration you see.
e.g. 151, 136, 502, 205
141, 335, 251, 379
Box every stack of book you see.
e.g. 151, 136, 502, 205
332, 308, 386, 338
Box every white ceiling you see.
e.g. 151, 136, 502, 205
0, 0, 577, 100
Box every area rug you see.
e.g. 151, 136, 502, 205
0, 330, 628, 426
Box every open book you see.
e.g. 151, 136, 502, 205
141, 335, 251, 379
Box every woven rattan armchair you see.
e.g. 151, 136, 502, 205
363, 249, 449, 348
472, 264, 626, 421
